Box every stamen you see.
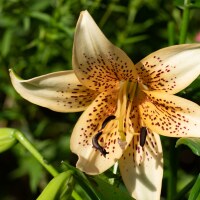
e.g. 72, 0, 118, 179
92, 131, 109, 157
101, 115, 116, 129
140, 127, 148, 147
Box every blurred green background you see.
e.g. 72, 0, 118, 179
0, 0, 200, 199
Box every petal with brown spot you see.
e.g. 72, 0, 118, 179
139, 90, 200, 137
70, 91, 133, 175
136, 44, 200, 94
119, 132, 163, 200
73, 11, 137, 92
129, 100, 141, 133
10, 69, 98, 112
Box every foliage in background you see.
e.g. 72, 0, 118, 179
0, 0, 200, 199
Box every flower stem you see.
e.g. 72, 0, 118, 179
168, 21, 175, 46
179, 0, 191, 44
14, 130, 59, 177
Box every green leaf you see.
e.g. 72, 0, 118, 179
62, 162, 133, 200
176, 138, 200, 156
37, 171, 74, 200
62, 161, 99, 200
29, 11, 51, 23
23, 17, 31, 32
0, 128, 17, 153
1, 29, 13, 57
29, 0, 51, 11
89, 176, 134, 200
122, 35, 148, 45
189, 174, 200, 200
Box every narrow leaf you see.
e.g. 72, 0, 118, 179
1, 29, 12, 57
176, 138, 200, 156
29, 11, 51, 23
62, 161, 100, 200
89, 176, 134, 200
37, 171, 74, 200
189, 174, 200, 200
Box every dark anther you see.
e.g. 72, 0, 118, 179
101, 115, 116, 130
91, 115, 115, 157
92, 131, 109, 157
140, 127, 148, 147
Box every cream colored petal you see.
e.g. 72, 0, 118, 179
119, 132, 163, 200
136, 44, 200, 94
129, 98, 141, 133
139, 90, 200, 137
70, 91, 133, 175
10, 69, 99, 112
73, 10, 137, 92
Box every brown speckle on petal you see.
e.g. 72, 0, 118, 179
119, 131, 163, 200
139, 91, 200, 137
56, 84, 98, 110
75, 92, 118, 154
76, 53, 120, 92
136, 56, 177, 92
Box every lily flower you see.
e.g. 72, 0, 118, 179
10, 10, 200, 200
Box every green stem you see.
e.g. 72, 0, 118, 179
14, 130, 59, 177
167, 139, 178, 200
13, 130, 81, 199
179, 0, 191, 44
168, 21, 175, 46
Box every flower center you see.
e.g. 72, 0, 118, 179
115, 81, 137, 146
91, 81, 138, 156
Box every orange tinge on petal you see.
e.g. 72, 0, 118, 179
136, 44, 200, 94
70, 91, 133, 174
139, 90, 200, 137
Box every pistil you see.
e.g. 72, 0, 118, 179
117, 81, 128, 141
117, 81, 138, 148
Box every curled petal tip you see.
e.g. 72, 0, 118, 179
9, 69, 21, 81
